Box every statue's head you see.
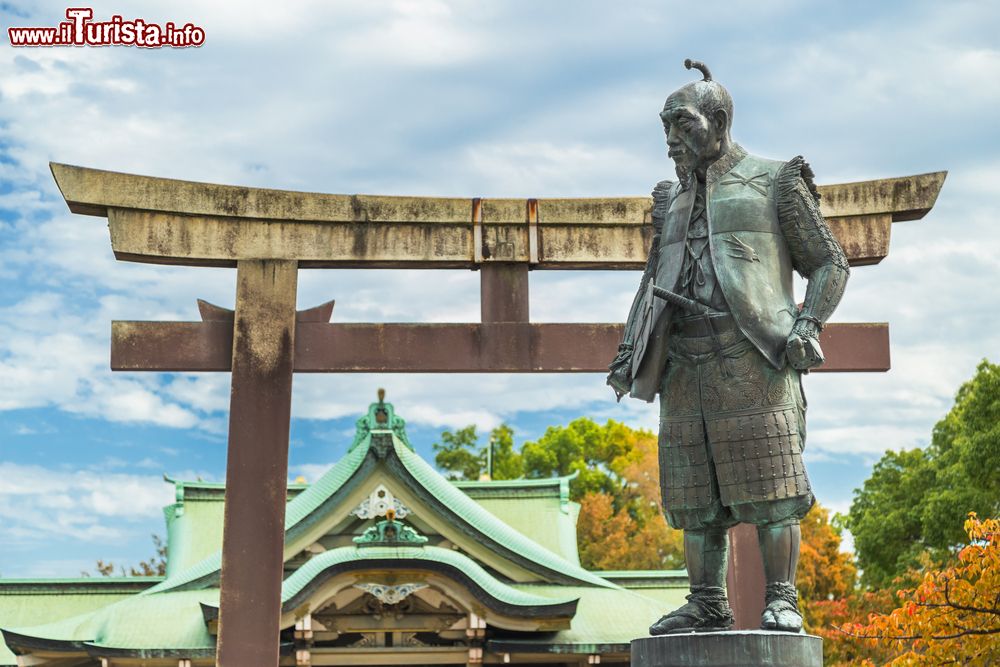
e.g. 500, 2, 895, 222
660, 59, 733, 181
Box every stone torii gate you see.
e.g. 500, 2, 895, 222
50, 162, 945, 666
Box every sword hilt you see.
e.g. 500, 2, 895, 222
650, 285, 715, 315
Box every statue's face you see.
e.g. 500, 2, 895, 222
660, 86, 726, 178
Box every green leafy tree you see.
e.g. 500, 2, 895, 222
522, 417, 684, 569
922, 360, 1000, 546
436, 417, 685, 569
847, 448, 937, 588
433, 425, 485, 480
847, 360, 1000, 588
433, 424, 524, 481
489, 424, 523, 480
521, 417, 631, 501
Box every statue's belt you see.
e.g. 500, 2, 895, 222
672, 312, 739, 338
668, 333, 754, 366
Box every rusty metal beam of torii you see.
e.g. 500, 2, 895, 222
50, 163, 945, 662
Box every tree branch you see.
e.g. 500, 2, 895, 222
837, 625, 1000, 642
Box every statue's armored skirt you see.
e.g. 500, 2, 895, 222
658, 320, 813, 531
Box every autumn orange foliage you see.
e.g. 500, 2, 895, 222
804, 582, 905, 665
840, 513, 1000, 666
794, 503, 899, 665
575, 424, 684, 570
798, 503, 857, 602
576, 491, 684, 570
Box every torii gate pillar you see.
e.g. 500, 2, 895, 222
217, 260, 298, 665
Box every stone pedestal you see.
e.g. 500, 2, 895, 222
631, 631, 822, 667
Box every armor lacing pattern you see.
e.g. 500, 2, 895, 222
687, 585, 734, 624
651, 178, 675, 223
764, 581, 801, 613
641, 179, 674, 296
651, 585, 734, 630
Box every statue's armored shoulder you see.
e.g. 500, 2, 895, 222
775, 155, 850, 276
651, 179, 675, 229
776, 155, 821, 204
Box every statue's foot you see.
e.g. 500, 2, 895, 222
649, 585, 734, 635
760, 581, 803, 633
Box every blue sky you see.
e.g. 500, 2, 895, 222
1, 0, 998, 577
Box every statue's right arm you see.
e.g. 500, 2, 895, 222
776, 157, 850, 370
607, 179, 673, 399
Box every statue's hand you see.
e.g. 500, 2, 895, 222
785, 319, 824, 371
607, 344, 633, 401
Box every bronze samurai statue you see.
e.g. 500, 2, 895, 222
608, 60, 849, 634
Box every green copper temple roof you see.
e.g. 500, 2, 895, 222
493, 585, 689, 652
2, 546, 581, 659
2, 399, 679, 664
144, 399, 611, 596
389, 435, 611, 587
453, 474, 581, 564
280, 545, 578, 611
1, 589, 219, 657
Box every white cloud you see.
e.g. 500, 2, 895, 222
806, 424, 929, 458
290, 462, 335, 483
0, 463, 173, 546
332, 0, 484, 68
290, 371, 617, 430
0, 292, 209, 428
459, 141, 643, 197
68, 378, 201, 429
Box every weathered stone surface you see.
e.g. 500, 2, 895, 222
631, 631, 822, 667
217, 259, 298, 667
537, 196, 652, 224
51, 162, 945, 269
51, 162, 472, 222
52, 162, 943, 225
817, 171, 947, 220
824, 213, 891, 267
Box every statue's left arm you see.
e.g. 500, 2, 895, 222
776, 157, 850, 370
607, 179, 673, 399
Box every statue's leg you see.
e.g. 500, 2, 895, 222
705, 343, 815, 633
652, 338, 738, 635
686, 526, 730, 589
753, 366, 810, 632
758, 519, 804, 632
730, 501, 810, 632
649, 525, 735, 635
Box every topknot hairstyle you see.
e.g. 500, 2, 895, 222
665, 58, 734, 131
684, 58, 712, 82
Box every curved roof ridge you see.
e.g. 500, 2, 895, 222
137, 399, 616, 597
145, 440, 370, 595
282, 437, 370, 529
1, 608, 97, 645
392, 438, 617, 589
2, 589, 219, 655
451, 469, 579, 488
281, 545, 578, 609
